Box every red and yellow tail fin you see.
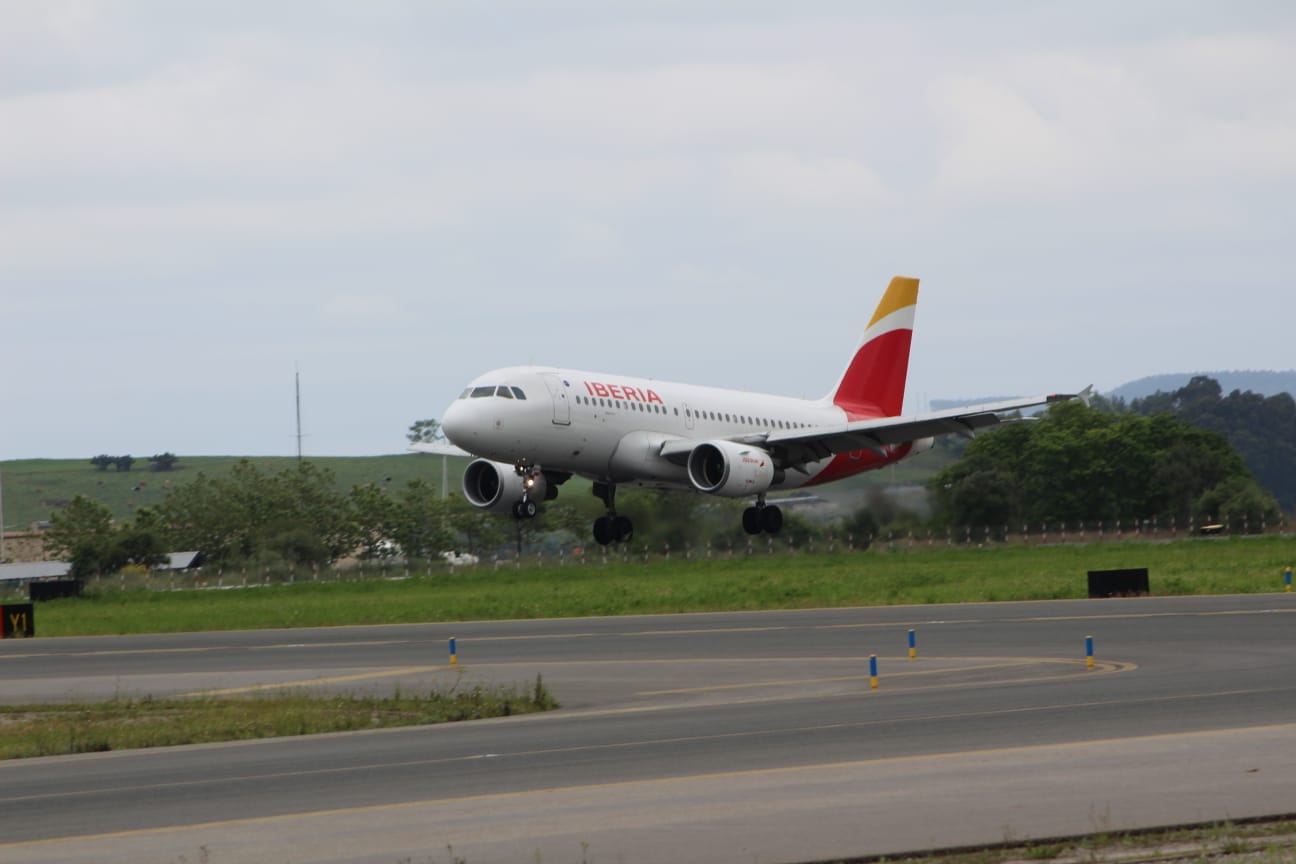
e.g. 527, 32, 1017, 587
829, 276, 919, 419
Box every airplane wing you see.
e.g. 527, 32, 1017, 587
408, 440, 473, 457
658, 388, 1090, 470
765, 389, 1090, 469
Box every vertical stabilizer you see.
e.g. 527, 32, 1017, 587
828, 276, 919, 419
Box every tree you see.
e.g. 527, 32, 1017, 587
349, 483, 401, 559
90, 454, 115, 472
115, 455, 135, 472
149, 452, 179, 471
160, 460, 357, 566
45, 495, 117, 576
928, 401, 1277, 531
1129, 376, 1296, 513
407, 419, 443, 444
44, 496, 167, 576
840, 505, 880, 546
387, 480, 454, 560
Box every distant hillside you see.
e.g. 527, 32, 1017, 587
1109, 371, 1296, 402
931, 371, 1296, 413
0, 455, 453, 533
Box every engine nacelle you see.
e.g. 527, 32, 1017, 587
907, 436, 935, 458
462, 459, 549, 514
687, 440, 776, 497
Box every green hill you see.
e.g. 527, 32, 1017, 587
0, 455, 457, 531
2, 448, 956, 534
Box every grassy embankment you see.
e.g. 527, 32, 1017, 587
0, 677, 557, 759
28, 534, 1296, 637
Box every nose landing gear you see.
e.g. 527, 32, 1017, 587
512, 462, 543, 520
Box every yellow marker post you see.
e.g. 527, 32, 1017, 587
1085, 635, 1094, 670
869, 654, 879, 691
907, 629, 916, 661
449, 636, 457, 666
1286, 566, 1292, 593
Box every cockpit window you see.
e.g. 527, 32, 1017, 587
496, 386, 513, 399
460, 388, 472, 399
511, 387, 526, 400
471, 386, 495, 398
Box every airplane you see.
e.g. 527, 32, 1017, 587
417, 276, 1085, 546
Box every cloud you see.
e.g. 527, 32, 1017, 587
320, 294, 402, 327
926, 29, 1296, 205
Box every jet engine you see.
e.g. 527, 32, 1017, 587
462, 459, 550, 516
687, 440, 776, 497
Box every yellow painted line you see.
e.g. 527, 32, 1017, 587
0, 646, 222, 661
3, 719, 1293, 852
636, 657, 1133, 696
638, 658, 1041, 695
250, 639, 414, 650
180, 665, 449, 697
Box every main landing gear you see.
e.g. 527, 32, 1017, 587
742, 496, 783, 536
592, 481, 633, 545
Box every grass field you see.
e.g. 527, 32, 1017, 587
0, 678, 557, 759
21, 534, 1296, 637
0, 454, 445, 530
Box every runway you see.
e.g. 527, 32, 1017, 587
2, 594, 1295, 862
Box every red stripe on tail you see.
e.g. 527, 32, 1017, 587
831, 328, 913, 420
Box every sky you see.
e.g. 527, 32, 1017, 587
2, 1, 1294, 459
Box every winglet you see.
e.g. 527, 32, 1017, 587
829, 276, 919, 419
1045, 385, 1094, 407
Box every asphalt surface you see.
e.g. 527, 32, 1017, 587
2, 594, 1295, 863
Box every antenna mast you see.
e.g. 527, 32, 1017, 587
295, 368, 303, 462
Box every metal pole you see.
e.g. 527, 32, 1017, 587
295, 369, 303, 462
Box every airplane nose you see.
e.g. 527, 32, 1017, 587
441, 399, 469, 446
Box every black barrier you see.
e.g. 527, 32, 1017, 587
1088, 568, 1150, 598
30, 579, 84, 602
1, 603, 35, 638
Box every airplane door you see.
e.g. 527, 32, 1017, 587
541, 373, 571, 426
683, 402, 695, 431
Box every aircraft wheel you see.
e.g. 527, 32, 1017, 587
521, 499, 538, 518
760, 505, 783, 534
742, 507, 763, 535
612, 515, 634, 544
593, 516, 614, 545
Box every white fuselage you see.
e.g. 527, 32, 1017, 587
442, 365, 899, 491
